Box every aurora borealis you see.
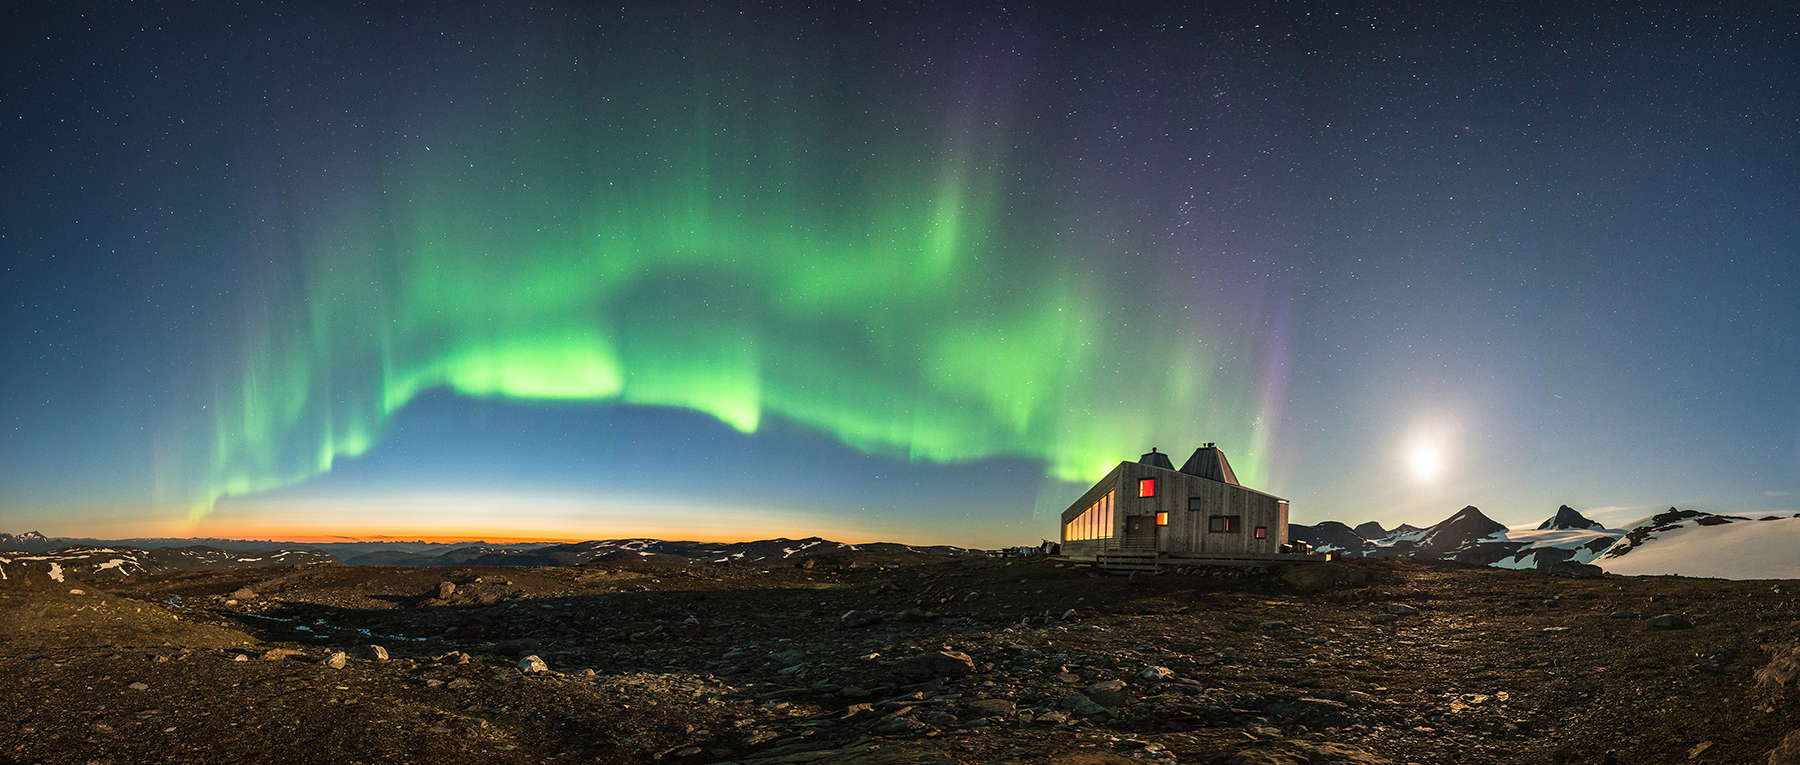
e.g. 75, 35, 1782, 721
4, 3, 1798, 545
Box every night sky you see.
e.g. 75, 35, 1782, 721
3, 3, 1796, 546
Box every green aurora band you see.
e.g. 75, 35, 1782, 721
166, 30, 1289, 519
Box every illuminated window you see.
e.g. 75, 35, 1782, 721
1064, 490, 1117, 541
1156, 512, 1168, 526
1138, 478, 1155, 497
1254, 526, 1268, 539
1209, 515, 1241, 533
1187, 497, 1200, 511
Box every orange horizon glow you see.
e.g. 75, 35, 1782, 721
12, 489, 1036, 549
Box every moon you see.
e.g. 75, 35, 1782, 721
1408, 443, 1443, 482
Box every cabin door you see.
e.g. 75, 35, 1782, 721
1123, 515, 1156, 551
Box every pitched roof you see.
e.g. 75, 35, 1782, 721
1138, 448, 1174, 470
1179, 445, 1239, 485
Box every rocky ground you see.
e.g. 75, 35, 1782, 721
1, 556, 1798, 764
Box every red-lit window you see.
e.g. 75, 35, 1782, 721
1138, 478, 1155, 497
1254, 526, 1268, 539
1156, 512, 1168, 526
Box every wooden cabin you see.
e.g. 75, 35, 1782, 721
1060, 444, 1290, 561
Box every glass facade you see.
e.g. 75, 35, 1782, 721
1064, 489, 1116, 541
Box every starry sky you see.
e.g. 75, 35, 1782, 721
3, 2, 1796, 547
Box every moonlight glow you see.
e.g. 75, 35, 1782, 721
1408, 444, 1444, 483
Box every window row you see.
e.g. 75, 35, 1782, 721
1064, 490, 1115, 541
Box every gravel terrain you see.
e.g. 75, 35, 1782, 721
2, 556, 1797, 764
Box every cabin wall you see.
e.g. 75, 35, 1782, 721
1112, 462, 1288, 555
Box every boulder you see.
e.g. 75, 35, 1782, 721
320, 651, 348, 669
891, 650, 976, 681
229, 587, 256, 600
1385, 603, 1419, 616
363, 645, 390, 661
1059, 693, 1106, 716
1646, 613, 1692, 630
1282, 563, 1367, 593
518, 655, 550, 674
1135, 666, 1175, 684
1085, 679, 1129, 708
436, 581, 456, 600
1758, 641, 1800, 689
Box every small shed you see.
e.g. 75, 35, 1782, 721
1059, 444, 1290, 563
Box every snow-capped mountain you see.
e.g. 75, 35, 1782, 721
1538, 505, 1605, 530
1596, 508, 1800, 580
1291, 505, 1623, 569
0, 531, 59, 552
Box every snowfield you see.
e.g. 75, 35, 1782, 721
1597, 515, 1800, 580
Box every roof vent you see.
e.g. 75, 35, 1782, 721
1138, 447, 1174, 470
1179, 444, 1239, 485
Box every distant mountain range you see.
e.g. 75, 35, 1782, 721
1290, 504, 1800, 579
0, 534, 986, 584
341, 537, 983, 567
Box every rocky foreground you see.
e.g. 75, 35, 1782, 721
1, 556, 1798, 764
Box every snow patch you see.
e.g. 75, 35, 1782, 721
46, 562, 64, 582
